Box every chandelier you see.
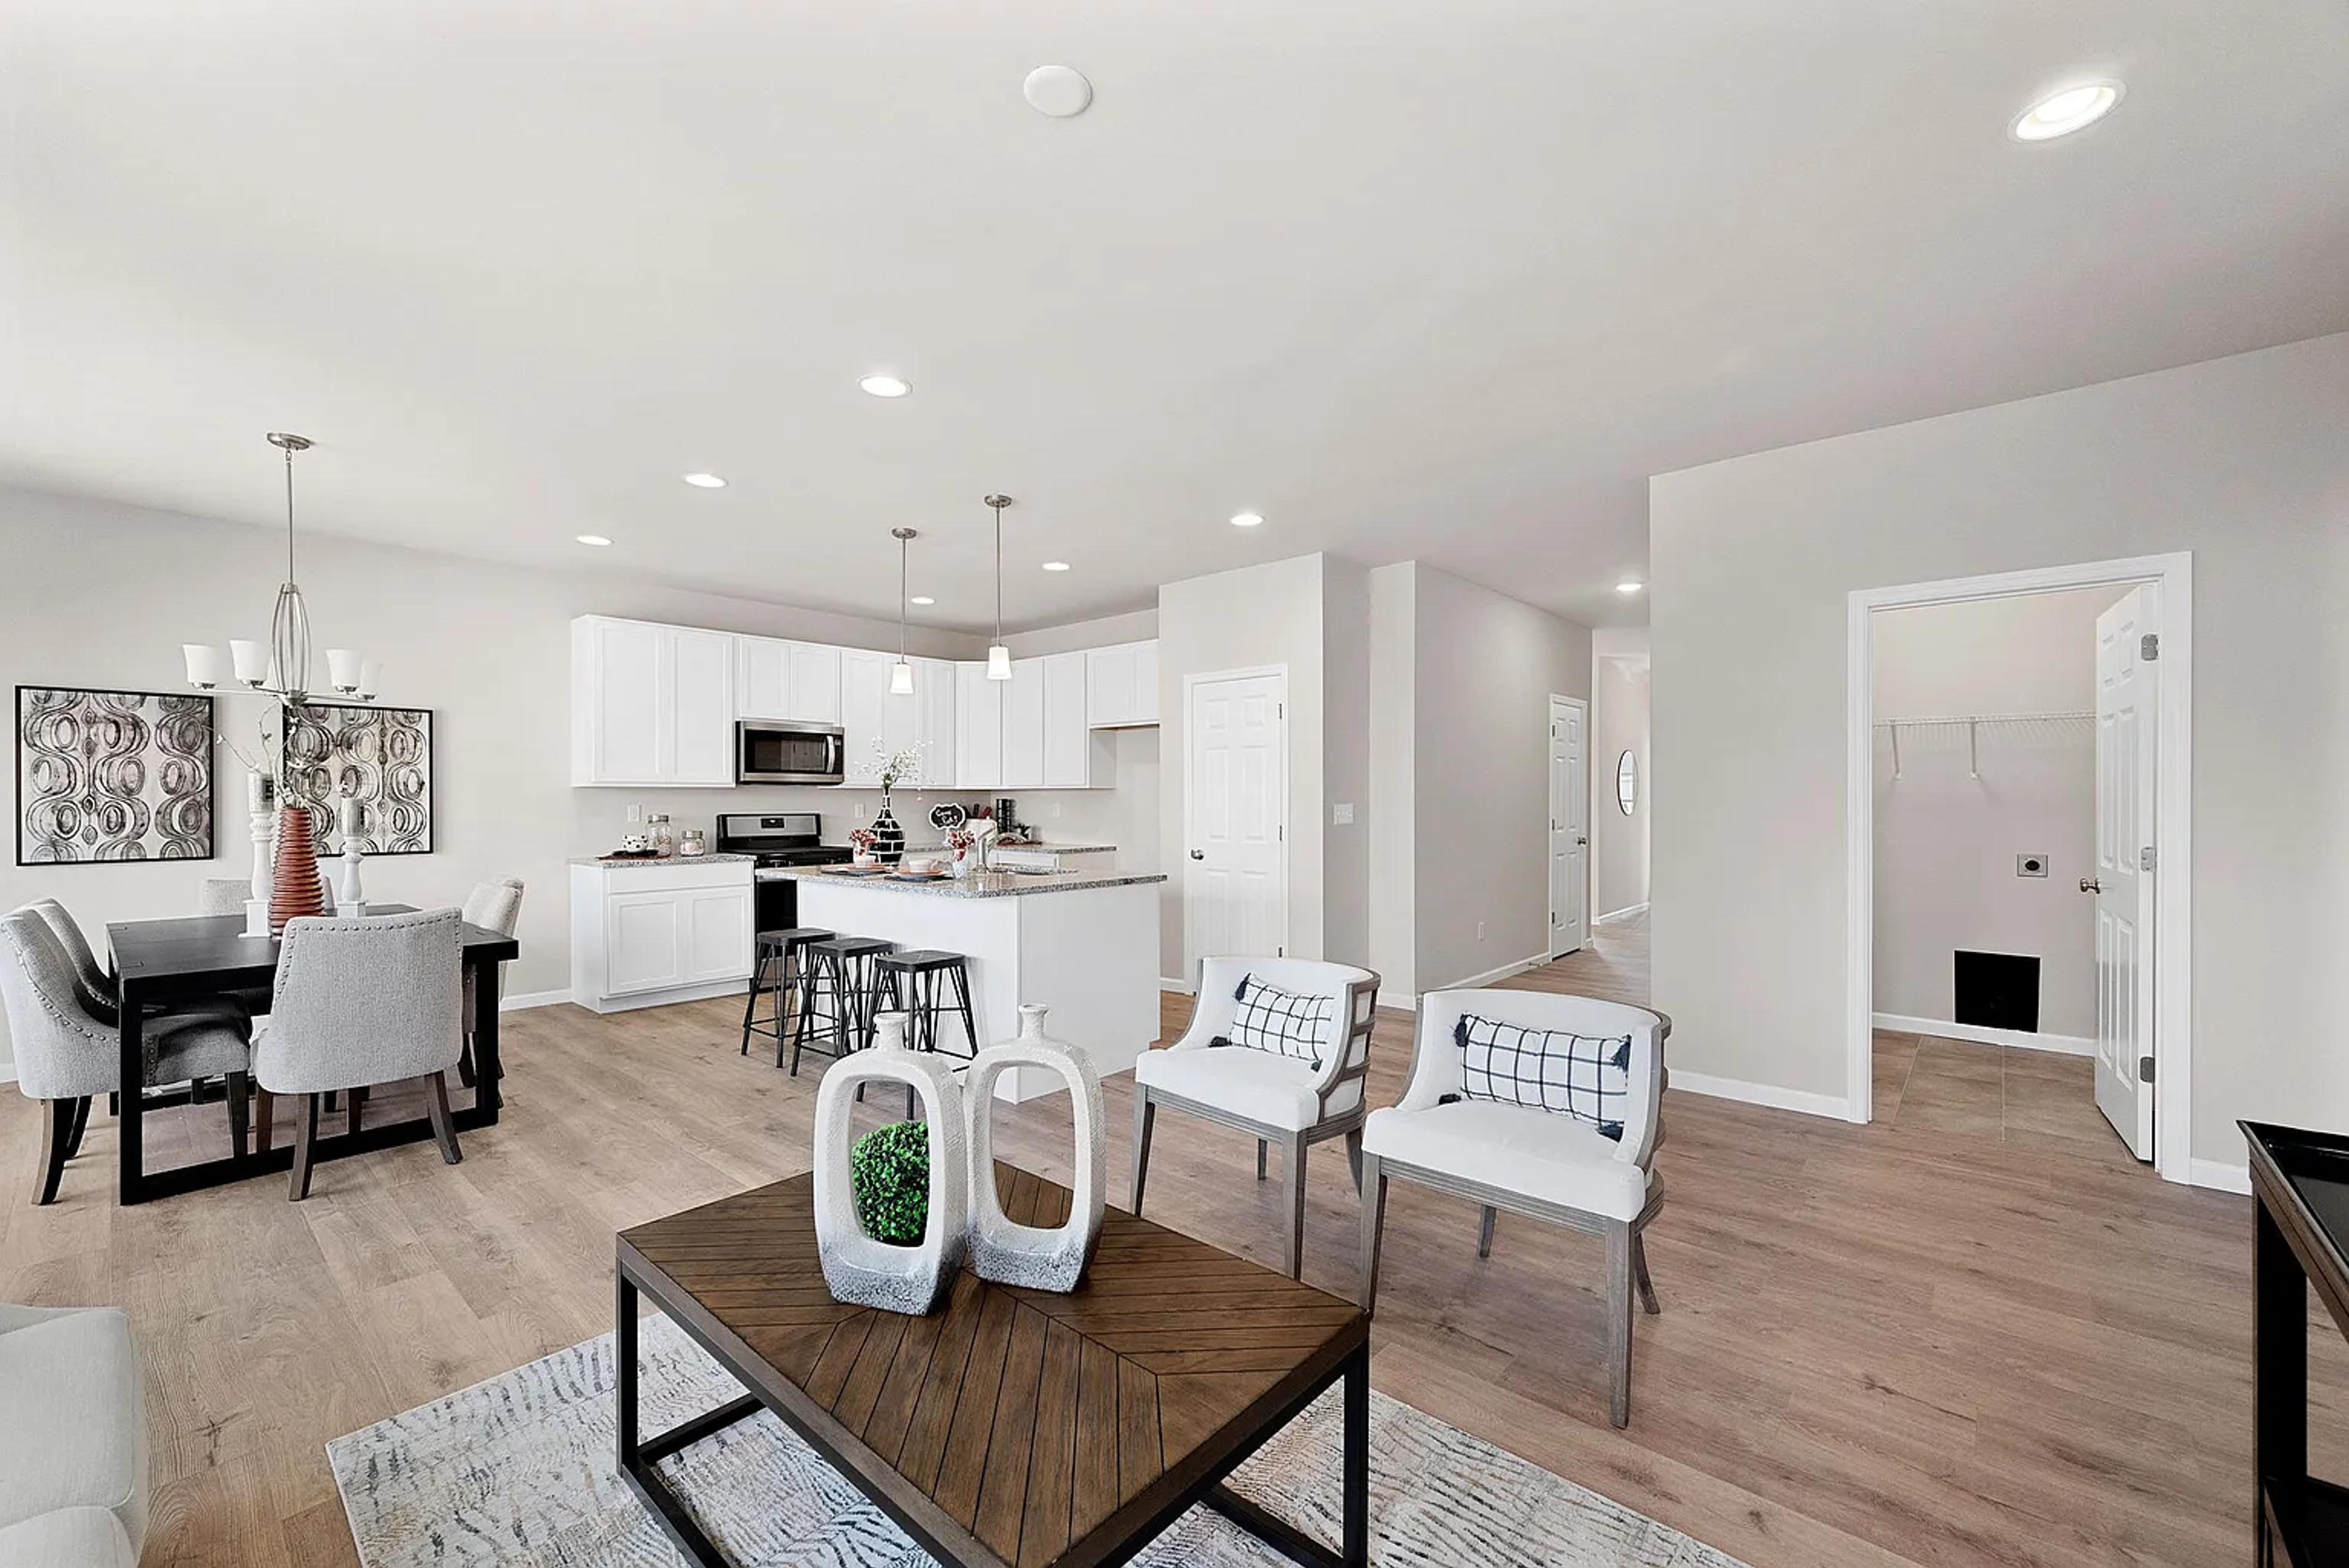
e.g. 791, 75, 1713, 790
182, 433, 379, 705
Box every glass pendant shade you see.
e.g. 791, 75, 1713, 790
326, 648, 362, 693
229, 639, 270, 685
183, 644, 225, 689
889, 658, 915, 696
987, 644, 1012, 680
358, 659, 383, 700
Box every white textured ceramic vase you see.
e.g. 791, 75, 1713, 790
964, 1003, 1106, 1293
812, 1013, 969, 1315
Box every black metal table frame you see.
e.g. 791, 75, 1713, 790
616, 1250, 1370, 1568
108, 907, 518, 1205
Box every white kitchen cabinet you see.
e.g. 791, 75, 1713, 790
916, 656, 957, 789
1084, 639, 1159, 728
841, 648, 948, 787
570, 859, 754, 1011
1043, 650, 1107, 788
1003, 657, 1046, 789
570, 615, 738, 786
737, 635, 842, 724
956, 661, 1003, 790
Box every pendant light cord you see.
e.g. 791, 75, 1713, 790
899, 533, 909, 658
993, 500, 1003, 642
284, 442, 297, 584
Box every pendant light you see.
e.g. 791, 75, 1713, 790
889, 527, 918, 696
184, 433, 380, 706
984, 493, 1014, 680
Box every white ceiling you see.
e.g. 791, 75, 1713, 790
5, 1, 2345, 633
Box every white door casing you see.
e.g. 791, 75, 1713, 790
1549, 694, 1589, 957
1185, 669, 1288, 975
2092, 585, 2160, 1161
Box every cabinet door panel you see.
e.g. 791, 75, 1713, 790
1086, 644, 1134, 727
738, 636, 790, 719
592, 620, 664, 783
681, 888, 752, 982
1131, 640, 1159, 724
917, 658, 957, 789
956, 663, 1002, 790
1003, 658, 1046, 789
669, 627, 738, 784
606, 892, 683, 994
839, 649, 890, 786
789, 642, 842, 723
1043, 651, 1088, 786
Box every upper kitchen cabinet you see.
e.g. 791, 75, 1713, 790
955, 661, 1003, 790
1084, 640, 1159, 728
1001, 656, 1047, 790
841, 649, 955, 788
736, 636, 841, 724
570, 615, 738, 786
1042, 650, 1110, 787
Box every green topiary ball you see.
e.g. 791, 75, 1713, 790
852, 1121, 930, 1245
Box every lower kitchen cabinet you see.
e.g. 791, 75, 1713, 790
570, 858, 754, 1012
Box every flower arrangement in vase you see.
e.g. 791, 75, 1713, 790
943, 826, 978, 878
867, 742, 922, 866
847, 827, 878, 867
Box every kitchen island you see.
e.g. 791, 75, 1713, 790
767, 865, 1165, 1101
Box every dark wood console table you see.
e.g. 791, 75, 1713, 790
2244, 1121, 2349, 1565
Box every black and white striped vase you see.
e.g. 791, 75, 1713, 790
870, 794, 905, 866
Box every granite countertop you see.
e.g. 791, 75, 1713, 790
570, 853, 754, 869
905, 841, 1116, 855
766, 866, 1166, 899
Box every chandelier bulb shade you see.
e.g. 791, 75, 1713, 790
182, 644, 225, 690
987, 644, 1012, 681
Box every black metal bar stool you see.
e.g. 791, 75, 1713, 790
872, 950, 982, 1064
740, 927, 833, 1067
792, 935, 896, 1077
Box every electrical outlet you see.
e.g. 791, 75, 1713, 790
1331, 803, 1354, 825
626, 803, 642, 824
1477, 921, 1486, 941
2016, 853, 2049, 879
1052, 802, 1063, 819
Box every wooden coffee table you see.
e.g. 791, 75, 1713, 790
616, 1165, 1368, 1568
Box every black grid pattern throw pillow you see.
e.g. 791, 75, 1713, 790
1453, 1014, 1631, 1140
1212, 974, 1335, 1068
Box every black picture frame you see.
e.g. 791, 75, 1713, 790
285, 699, 436, 856
14, 685, 218, 866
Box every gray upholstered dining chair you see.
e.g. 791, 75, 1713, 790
196, 879, 251, 917
251, 908, 466, 1200
0, 906, 253, 1205
455, 878, 524, 1088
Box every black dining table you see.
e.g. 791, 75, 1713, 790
105, 905, 521, 1205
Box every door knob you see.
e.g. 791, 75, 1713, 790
1190, 849, 1205, 860
2079, 877, 2101, 894
1576, 836, 1588, 846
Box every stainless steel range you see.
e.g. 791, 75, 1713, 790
716, 813, 852, 934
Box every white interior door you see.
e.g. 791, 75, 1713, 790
2091, 585, 2159, 1161
1549, 695, 1589, 957
1186, 672, 1287, 971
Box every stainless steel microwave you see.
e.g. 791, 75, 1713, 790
735, 719, 845, 785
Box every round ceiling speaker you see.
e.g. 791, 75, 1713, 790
1023, 65, 1094, 118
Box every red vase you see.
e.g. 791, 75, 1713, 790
269, 804, 325, 936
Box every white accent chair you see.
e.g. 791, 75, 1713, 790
1129, 957, 1379, 1279
252, 909, 466, 1200
1, 908, 252, 1206
456, 877, 524, 1088
0, 1304, 146, 1567
1359, 988, 1670, 1427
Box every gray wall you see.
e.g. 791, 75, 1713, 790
1650, 330, 2349, 1169
1591, 653, 1650, 920
1365, 563, 1419, 997
1871, 588, 2123, 1040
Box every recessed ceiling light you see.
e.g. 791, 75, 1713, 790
859, 374, 911, 398
1230, 511, 1265, 528
1616, 580, 1645, 594
1023, 65, 1094, 119
909, 595, 935, 606
681, 472, 727, 488
1042, 560, 1071, 572
575, 533, 613, 547
2013, 81, 2123, 141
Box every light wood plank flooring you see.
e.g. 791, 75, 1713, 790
0, 910, 2336, 1567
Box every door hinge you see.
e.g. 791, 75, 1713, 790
2139, 1054, 2155, 1083
2140, 845, 2158, 872
2141, 633, 2159, 661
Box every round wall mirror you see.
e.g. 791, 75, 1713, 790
1616, 750, 1638, 816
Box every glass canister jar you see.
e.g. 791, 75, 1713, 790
648, 813, 676, 857
678, 827, 708, 858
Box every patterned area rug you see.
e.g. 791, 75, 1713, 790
328, 1313, 1746, 1567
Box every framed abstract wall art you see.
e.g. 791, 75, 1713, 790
15, 686, 217, 864
284, 700, 434, 855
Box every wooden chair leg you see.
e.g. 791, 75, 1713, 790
1478, 1205, 1497, 1258
1130, 1090, 1156, 1214
1345, 1129, 1364, 1193
346, 1085, 365, 1135
226, 1071, 250, 1159
456, 1032, 478, 1088
62, 1096, 92, 1161
1256, 1139, 1268, 1181
1282, 1133, 1308, 1280
31, 1098, 73, 1206
1606, 1221, 1635, 1428
289, 1093, 321, 1201
253, 1087, 275, 1155
1358, 1154, 1387, 1310
1633, 1230, 1660, 1315
425, 1072, 463, 1165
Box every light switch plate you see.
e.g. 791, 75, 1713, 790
1331, 803, 1355, 825
2016, 853, 2049, 878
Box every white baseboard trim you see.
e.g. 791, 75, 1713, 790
1159, 976, 1194, 995
1670, 1069, 1857, 1124
1594, 902, 1649, 925
2187, 1157, 2252, 1195
1392, 953, 1551, 1011
502, 988, 573, 1011
575, 977, 749, 1015
1871, 1012, 2094, 1058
